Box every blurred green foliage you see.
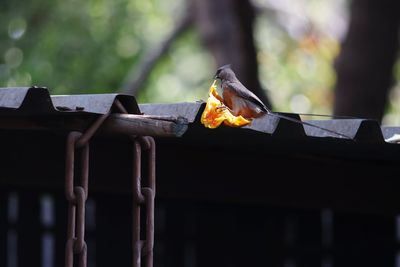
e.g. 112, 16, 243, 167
256, 20, 339, 115
0, 0, 399, 123
0, 0, 210, 97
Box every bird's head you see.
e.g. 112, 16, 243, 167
214, 64, 236, 81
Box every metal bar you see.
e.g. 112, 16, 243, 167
80, 144, 89, 199
74, 187, 86, 254
66, 204, 75, 244
0, 113, 188, 137
146, 137, 156, 192
133, 142, 145, 204
114, 99, 129, 114
138, 115, 187, 122
65, 132, 78, 267
76, 113, 110, 147
133, 141, 142, 267
132, 137, 156, 267
65, 239, 74, 267
144, 137, 155, 267
133, 207, 142, 267
79, 244, 87, 267
65, 132, 80, 202
101, 114, 188, 137
142, 188, 154, 267
65, 132, 90, 267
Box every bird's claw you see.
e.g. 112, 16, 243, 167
216, 105, 234, 114
215, 105, 227, 112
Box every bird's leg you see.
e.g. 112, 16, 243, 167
215, 105, 233, 113
215, 105, 226, 112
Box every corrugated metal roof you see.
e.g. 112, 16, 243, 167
0, 87, 399, 144
140, 102, 398, 143
0, 87, 189, 137
0, 86, 140, 115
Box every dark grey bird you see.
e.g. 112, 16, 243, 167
214, 64, 271, 119
214, 64, 353, 139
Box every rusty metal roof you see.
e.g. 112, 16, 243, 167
0, 87, 188, 137
139, 102, 399, 143
0, 86, 399, 145
0, 86, 140, 115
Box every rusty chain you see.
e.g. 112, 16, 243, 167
114, 98, 156, 267
64, 108, 155, 267
64, 113, 109, 267
65, 131, 89, 267
132, 136, 156, 267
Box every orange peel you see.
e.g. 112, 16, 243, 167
201, 80, 251, 128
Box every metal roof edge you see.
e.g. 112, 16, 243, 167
0, 86, 51, 111
139, 102, 400, 143
245, 112, 306, 138
0, 87, 140, 115
51, 93, 140, 114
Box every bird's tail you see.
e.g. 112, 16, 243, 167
267, 112, 355, 140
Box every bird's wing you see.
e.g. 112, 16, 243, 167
226, 81, 270, 113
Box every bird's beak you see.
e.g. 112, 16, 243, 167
214, 75, 219, 80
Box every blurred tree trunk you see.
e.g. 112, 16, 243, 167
190, 0, 271, 108
333, 0, 400, 122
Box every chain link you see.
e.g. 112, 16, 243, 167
65, 132, 89, 267
133, 136, 155, 267
114, 99, 156, 267
64, 113, 110, 267
63, 107, 156, 267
